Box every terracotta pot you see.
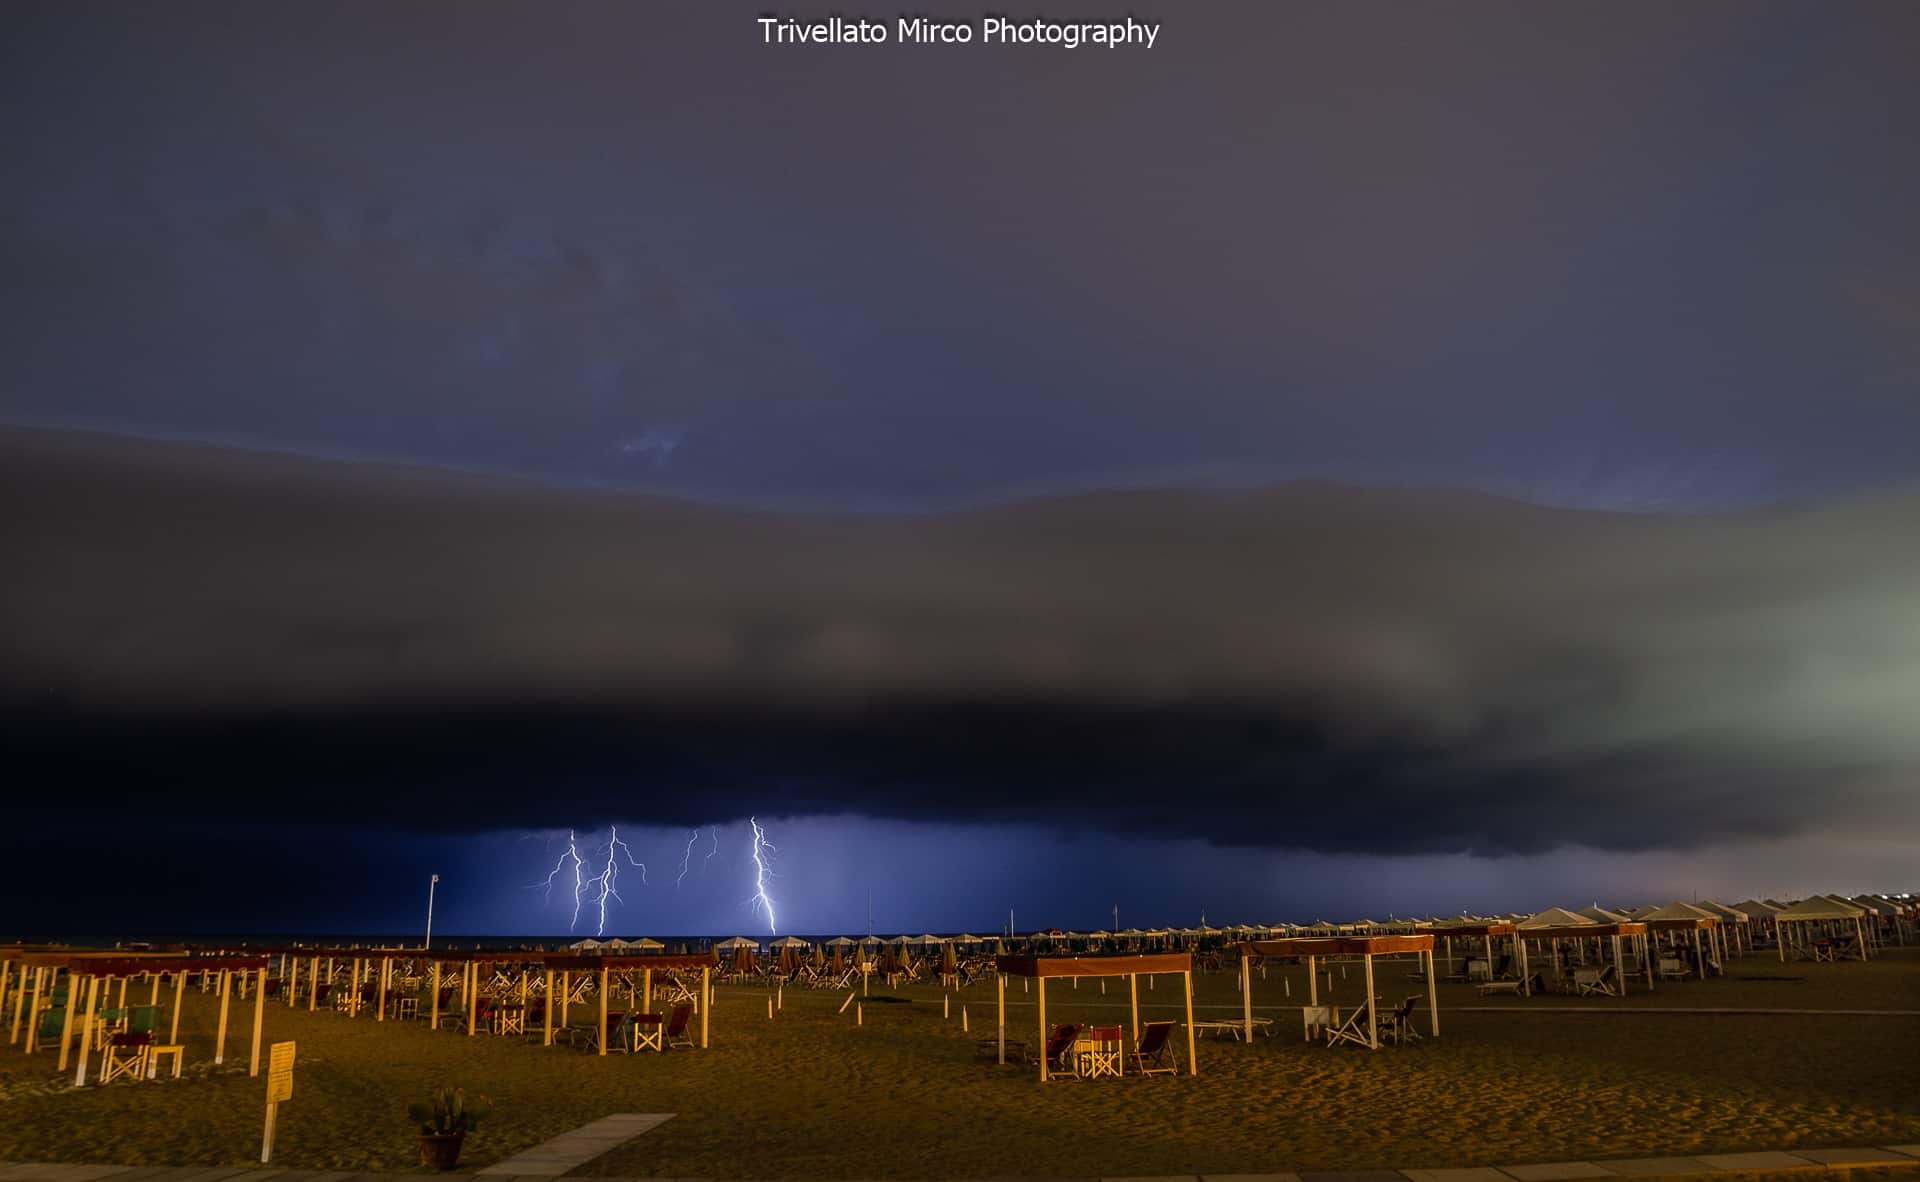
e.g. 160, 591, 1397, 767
417, 1132, 466, 1170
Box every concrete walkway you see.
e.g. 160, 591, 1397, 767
472, 1113, 673, 1176
1, 1144, 1917, 1181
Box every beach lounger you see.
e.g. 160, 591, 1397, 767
665, 1003, 696, 1050
1657, 957, 1689, 981
1326, 1002, 1376, 1049
1576, 965, 1619, 997
1026, 1022, 1080, 1076
1131, 1020, 1177, 1076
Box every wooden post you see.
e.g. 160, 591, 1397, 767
250, 967, 267, 1075
73, 975, 102, 1087
560, 971, 571, 1027
468, 963, 480, 1037
170, 970, 185, 1044
1517, 937, 1531, 996
377, 956, 389, 1022
1182, 970, 1197, 1076
55, 972, 79, 1066
1036, 976, 1048, 1082
641, 969, 651, 1014
215, 969, 233, 1065
1425, 949, 1440, 1036
996, 972, 1006, 1064
543, 969, 556, 1047
1612, 936, 1625, 996
286, 957, 297, 1007
15, 966, 40, 1047
700, 966, 710, 1049
1692, 929, 1705, 979
148, 972, 161, 1006
1128, 973, 1139, 1044
430, 962, 441, 1030
1364, 954, 1378, 1050
1307, 956, 1318, 1006
308, 957, 319, 1011
1240, 956, 1254, 1041
597, 966, 609, 1056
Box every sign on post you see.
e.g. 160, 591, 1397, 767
262, 1040, 295, 1163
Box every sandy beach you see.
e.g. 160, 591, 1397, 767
2, 948, 1915, 1178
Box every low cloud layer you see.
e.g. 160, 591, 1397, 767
4, 428, 1918, 856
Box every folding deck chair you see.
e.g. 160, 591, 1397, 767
1384, 996, 1423, 1043
1576, 965, 1619, 997
1131, 1020, 1177, 1076
664, 1003, 696, 1050
1326, 1002, 1377, 1049
100, 1031, 152, 1084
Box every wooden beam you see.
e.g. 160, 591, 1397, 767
1182, 970, 1197, 1076
1036, 975, 1048, 1082
214, 969, 232, 1065
1425, 949, 1439, 1037
249, 967, 267, 1076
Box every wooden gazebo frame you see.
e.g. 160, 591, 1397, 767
1514, 922, 1652, 993
7, 953, 270, 1086
1238, 935, 1437, 1050
993, 952, 1196, 1081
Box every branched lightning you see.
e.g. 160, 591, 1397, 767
675, 829, 698, 893
587, 826, 646, 936
534, 825, 647, 935
538, 830, 587, 931
704, 830, 718, 869
747, 816, 777, 934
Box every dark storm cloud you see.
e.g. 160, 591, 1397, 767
4, 2, 1920, 507
5, 429, 1917, 856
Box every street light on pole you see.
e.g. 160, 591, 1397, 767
425, 873, 440, 950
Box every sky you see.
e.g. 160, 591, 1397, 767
2, 1, 1918, 937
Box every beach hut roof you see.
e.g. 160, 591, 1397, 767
1518, 907, 1595, 929
569, 938, 605, 950
714, 936, 759, 949
915, 934, 946, 943
1774, 897, 1865, 920
1730, 899, 1782, 915
1640, 901, 1720, 922
1579, 905, 1629, 923
628, 937, 666, 949
1692, 902, 1747, 921
769, 935, 810, 948
824, 936, 858, 946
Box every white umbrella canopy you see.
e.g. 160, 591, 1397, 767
914, 933, 946, 944
569, 938, 606, 951
627, 937, 666, 950
769, 935, 811, 948
714, 936, 760, 950
954, 934, 986, 945
824, 936, 859, 946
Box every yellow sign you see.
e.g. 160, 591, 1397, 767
266, 1040, 296, 1103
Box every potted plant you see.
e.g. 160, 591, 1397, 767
408, 1086, 493, 1170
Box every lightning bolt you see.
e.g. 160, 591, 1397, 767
538, 830, 587, 931
748, 816, 777, 934
705, 830, 718, 869
588, 825, 647, 937
675, 829, 698, 893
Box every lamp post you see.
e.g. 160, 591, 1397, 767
425, 873, 440, 950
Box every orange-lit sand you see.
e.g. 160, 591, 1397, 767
2, 950, 1915, 1177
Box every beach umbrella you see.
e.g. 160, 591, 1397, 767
715, 936, 758, 950
627, 937, 665, 951
778, 946, 800, 976
941, 941, 957, 974
769, 935, 810, 949
732, 945, 754, 975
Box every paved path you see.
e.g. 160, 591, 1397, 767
472, 1113, 673, 1176
1, 1143, 1916, 1181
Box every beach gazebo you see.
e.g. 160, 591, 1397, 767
1773, 897, 1869, 962
21, 953, 271, 1086
1640, 902, 1725, 978
1239, 935, 1437, 1049
993, 951, 1197, 1081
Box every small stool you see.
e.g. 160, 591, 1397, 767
147, 1044, 186, 1079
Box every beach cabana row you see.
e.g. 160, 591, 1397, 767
993, 952, 1197, 1081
